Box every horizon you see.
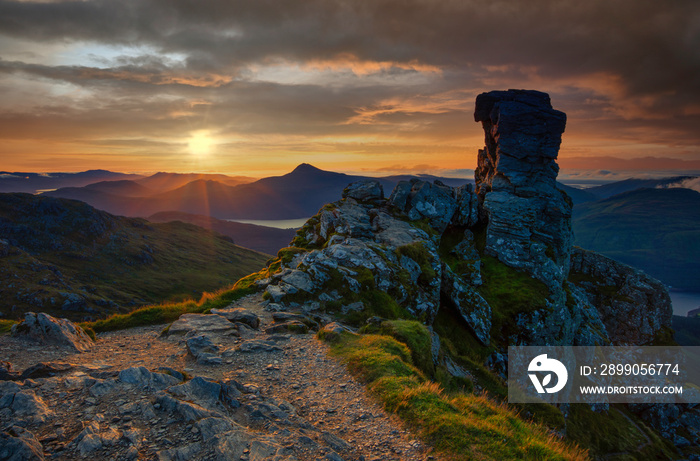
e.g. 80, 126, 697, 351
1, 1, 699, 178
3, 163, 700, 191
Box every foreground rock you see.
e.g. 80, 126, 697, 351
11, 312, 93, 352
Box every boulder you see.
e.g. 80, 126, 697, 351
441, 264, 491, 345
11, 312, 93, 352
211, 307, 260, 329
185, 336, 222, 365
168, 314, 235, 336
0, 361, 19, 381
569, 248, 672, 345
0, 426, 45, 461
389, 180, 459, 234
342, 180, 384, 202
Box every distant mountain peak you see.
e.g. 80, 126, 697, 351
291, 163, 324, 174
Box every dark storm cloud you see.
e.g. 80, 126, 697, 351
1, 0, 697, 101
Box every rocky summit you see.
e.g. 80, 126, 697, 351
258, 90, 671, 351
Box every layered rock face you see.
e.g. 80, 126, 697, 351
474, 90, 572, 293
256, 90, 671, 351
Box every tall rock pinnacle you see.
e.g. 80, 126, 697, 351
473, 90, 572, 292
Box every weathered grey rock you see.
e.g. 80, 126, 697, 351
89, 378, 118, 397
440, 264, 491, 345
688, 307, 700, 318
569, 248, 672, 345
319, 322, 355, 340
280, 270, 316, 293
322, 431, 350, 452
211, 307, 260, 329
451, 183, 479, 227
196, 417, 236, 441
186, 336, 222, 365
168, 377, 239, 411
0, 389, 52, 424
19, 362, 73, 380
342, 180, 384, 202
264, 321, 309, 335
119, 366, 181, 390
238, 340, 282, 353
0, 426, 45, 461
168, 314, 235, 336
0, 361, 19, 381
389, 180, 458, 234
11, 312, 93, 352
474, 89, 572, 292
272, 312, 318, 328
157, 442, 203, 461
156, 393, 215, 421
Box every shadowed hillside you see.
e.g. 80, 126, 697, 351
147, 211, 297, 256
0, 193, 269, 321
573, 187, 700, 290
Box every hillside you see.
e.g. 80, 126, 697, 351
0, 170, 144, 194
44, 164, 474, 220
0, 193, 269, 321
572, 187, 700, 290
585, 176, 697, 199
148, 211, 296, 255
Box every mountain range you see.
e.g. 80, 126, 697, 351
41, 164, 470, 220
572, 187, 700, 291
4, 165, 699, 291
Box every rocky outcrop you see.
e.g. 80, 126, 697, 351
474, 89, 572, 293
11, 312, 93, 352
254, 89, 671, 355
569, 247, 672, 345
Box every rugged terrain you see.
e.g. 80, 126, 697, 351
1, 90, 695, 460
0, 293, 429, 461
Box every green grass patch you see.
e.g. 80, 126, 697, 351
322, 331, 587, 460
0, 319, 17, 335
396, 242, 436, 285
361, 320, 435, 376
408, 217, 440, 238
566, 404, 675, 459
478, 255, 549, 344
82, 283, 257, 333
277, 246, 308, 265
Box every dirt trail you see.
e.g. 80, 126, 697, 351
0, 294, 435, 460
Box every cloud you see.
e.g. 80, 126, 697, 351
659, 177, 700, 193
0, 0, 699, 173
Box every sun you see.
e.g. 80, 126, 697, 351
188, 131, 214, 158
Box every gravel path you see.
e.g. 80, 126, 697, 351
0, 294, 436, 460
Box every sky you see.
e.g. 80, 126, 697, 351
0, 0, 699, 179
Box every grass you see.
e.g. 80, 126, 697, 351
361, 319, 435, 376
396, 242, 436, 286
566, 404, 675, 459
321, 329, 587, 461
81, 283, 257, 333
0, 319, 16, 334
478, 255, 549, 344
